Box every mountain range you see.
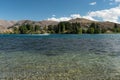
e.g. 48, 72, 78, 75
0, 18, 120, 33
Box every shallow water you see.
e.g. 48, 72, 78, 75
0, 34, 120, 80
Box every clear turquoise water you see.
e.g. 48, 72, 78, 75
0, 34, 120, 80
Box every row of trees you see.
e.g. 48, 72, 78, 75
48, 22, 107, 34
13, 22, 120, 34
13, 24, 47, 34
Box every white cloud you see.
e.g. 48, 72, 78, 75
87, 5, 120, 23
70, 14, 81, 19
47, 14, 81, 22
89, 2, 96, 5
82, 16, 96, 21
48, 17, 71, 22
48, 5, 120, 23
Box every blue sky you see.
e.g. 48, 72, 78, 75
0, 0, 120, 23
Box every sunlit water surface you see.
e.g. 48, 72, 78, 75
0, 34, 120, 80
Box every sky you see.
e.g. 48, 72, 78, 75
0, 0, 120, 23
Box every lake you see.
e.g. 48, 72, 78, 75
0, 34, 120, 80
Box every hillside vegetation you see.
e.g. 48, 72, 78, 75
1, 18, 120, 34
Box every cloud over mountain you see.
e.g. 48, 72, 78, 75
48, 4, 120, 23
47, 14, 81, 22
88, 5, 120, 23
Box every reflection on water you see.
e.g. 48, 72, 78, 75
0, 34, 120, 80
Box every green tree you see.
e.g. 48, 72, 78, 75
58, 24, 61, 33
117, 28, 120, 33
90, 23, 96, 28
43, 26, 47, 31
35, 25, 40, 32
61, 23, 65, 33
87, 27, 95, 34
19, 25, 28, 34
94, 25, 102, 34
78, 28, 83, 34
114, 23, 118, 33
13, 27, 19, 34
90, 28, 95, 34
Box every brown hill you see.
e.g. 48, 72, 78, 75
1, 18, 120, 33
0, 20, 16, 28
10, 18, 120, 29
68, 18, 120, 29
0, 20, 16, 33
69, 18, 96, 23
12, 20, 58, 28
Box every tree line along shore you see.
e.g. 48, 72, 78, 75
11, 22, 120, 34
